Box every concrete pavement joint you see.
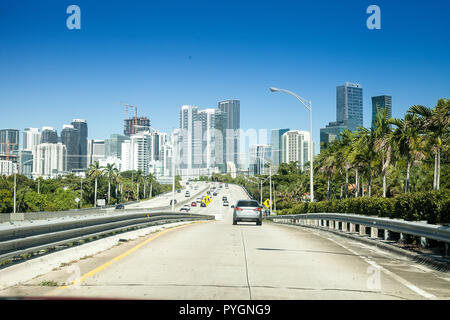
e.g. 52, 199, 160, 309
240, 230, 252, 300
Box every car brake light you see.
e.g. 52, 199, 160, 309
254, 207, 261, 212
235, 207, 240, 211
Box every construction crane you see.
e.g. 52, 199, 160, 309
120, 102, 139, 135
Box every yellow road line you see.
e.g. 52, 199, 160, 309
46, 220, 211, 296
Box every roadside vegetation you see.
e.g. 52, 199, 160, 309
0, 163, 182, 213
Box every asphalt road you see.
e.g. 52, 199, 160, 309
0, 184, 449, 300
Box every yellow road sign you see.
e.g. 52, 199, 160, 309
263, 199, 271, 209
202, 195, 212, 206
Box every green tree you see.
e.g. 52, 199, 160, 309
88, 161, 103, 206
409, 99, 450, 191
390, 114, 425, 193
374, 108, 393, 198
103, 163, 118, 204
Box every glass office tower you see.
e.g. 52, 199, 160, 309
336, 82, 363, 132
371, 95, 392, 129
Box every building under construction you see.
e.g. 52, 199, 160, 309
0, 129, 19, 163
123, 104, 150, 136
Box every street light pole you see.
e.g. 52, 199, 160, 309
13, 172, 16, 214
269, 87, 314, 202
269, 164, 273, 214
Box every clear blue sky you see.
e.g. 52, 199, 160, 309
1, 0, 449, 149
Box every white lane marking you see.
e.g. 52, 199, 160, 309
324, 237, 436, 299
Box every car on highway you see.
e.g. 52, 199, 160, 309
233, 200, 262, 226
185, 191, 190, 197
213, 192, 218, 196
170, 199, 177, 205
223, 200, 229, 206
222, 196, 227, 201
180, 205, 190, 212
196, 197, 202, 204
177, 189, 181, 193
200, 202, 206, 207
115, 204, 125, 210
191, 201, 197, 207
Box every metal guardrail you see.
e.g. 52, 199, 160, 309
0, 185, 209, 223
0, 211, 214, 264
266, 213, 450, 253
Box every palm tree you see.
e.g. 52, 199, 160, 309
389, 114, 425, 193
335, 129, 354, 198
134, 170, 143, 200
316, 146, 336, 200
103, 163, 118, 205
408, 99, 450, 190
374, 108, 393, 197
88, 161, 103, 207
349, 127, 377, 197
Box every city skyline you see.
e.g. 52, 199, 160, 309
1, 1, 449, 147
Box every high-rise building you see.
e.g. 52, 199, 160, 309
217, 100, 240, 172
150, 129, 167, 162
40, 127, 58, 144
281, 130, 311, 172
320, 121, 347, 150
249, 144, 272, 176
105, 134, 130, 159
371, 95, 392, 129
0, 160, 15, 176
270, 128, 290, 168
88, 140, 105, 166
11, 150, 33, 179
0, 129, 20, 156
198, 108, 216, 171
61, 124, 80, 172
71, 119, 88, 169
33, 143, 67, 179
120, 140, 131, 172
336, 82, 363, 132
22, 128, 41, 151
124, 117, 150, 136
120, 132, 151, 174
320, 82, 363, 149
179, 105, 203, 176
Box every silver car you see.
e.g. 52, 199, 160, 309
232, 200, 262, 226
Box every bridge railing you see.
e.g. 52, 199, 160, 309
266, 213, 450, 256
0, 211, 214, 265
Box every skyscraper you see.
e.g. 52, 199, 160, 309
270, 128, 290, 168
249, 144, 272, 176
0, 129, 20, 156
40, 127, 58, 144
88, 140, 105, 166
281, 130, 311, 172
371, 95, 392, 129
320, 82, 363, 149
124, 117, 150, 136
105, 134, 130, 159
218, 100, 240, 171
179, 105, 203, 176
336, 82, 363, 132
71, 119, 88, 169
33, 143, 67, 179
61, 124, 79, 172
23, 128, 41, 151
198, 108, 216, 171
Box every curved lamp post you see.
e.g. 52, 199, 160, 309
269, 87, 314, 202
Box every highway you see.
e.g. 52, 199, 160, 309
0, 184, 449, 300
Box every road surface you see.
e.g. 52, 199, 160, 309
0, 184, 449, 300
